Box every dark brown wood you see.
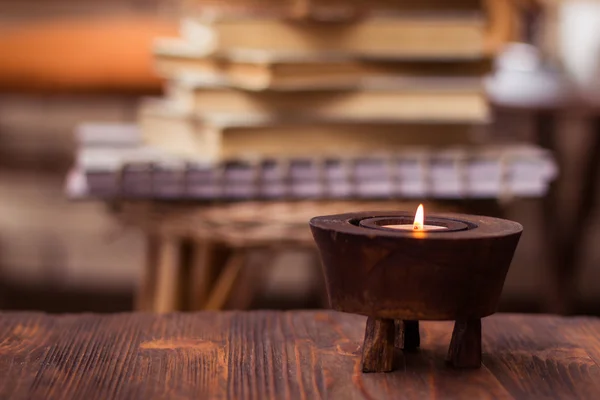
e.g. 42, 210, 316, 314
361, 317, 395, 373
396, 320, 420, 351
533, 111, 568, 314
189, 240, 215, 310
310, 211, 523, 321
311, 211, 521, 372
447, 319, 482, 368
2, 312, 600, 399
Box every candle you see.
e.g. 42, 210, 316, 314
382, 204, 449, 231
382, 224, 448, 231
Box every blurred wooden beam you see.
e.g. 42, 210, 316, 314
0, 16, 177, 93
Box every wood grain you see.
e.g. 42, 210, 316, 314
310, 212, 523, 321
447, 319, 482, 368
0, 313, 600, 399
361, 317, 395, 372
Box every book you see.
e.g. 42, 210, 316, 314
76, 123, 141, 147
67, 123, 558, 201
180, 15, 487, 59
71, 154, 556, 200
181, 0, 484, 19
138, 100, 487, 162
164, 80, 488, 122
153, 37, 225, 81
154, 38, 493, 90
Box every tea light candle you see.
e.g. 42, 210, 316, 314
382, 204, 449, 231
383, 224, 448, 231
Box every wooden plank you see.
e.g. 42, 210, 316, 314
189, 240, 216, 310
135, 234, 160, 311
482, 314, 600, 399
557, 316, 600, 373
0, 313, 599, 399
153, 236, 182, 313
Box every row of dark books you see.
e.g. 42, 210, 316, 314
67, 123, 556, 201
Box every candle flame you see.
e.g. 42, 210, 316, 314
413, 204, 424, 231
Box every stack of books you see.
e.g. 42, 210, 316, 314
66, 123, 558, 201
141, 0, 503, 162
68, 1, 554, 203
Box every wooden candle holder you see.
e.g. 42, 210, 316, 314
309, 211, 522, 373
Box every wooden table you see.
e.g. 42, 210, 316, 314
1, 312, 599, 399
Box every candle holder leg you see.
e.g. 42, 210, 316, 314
361, 317, 395, 373
446, 319, 482, 368
395, 320, 420, 351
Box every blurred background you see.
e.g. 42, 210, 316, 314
0, 0, 598, 316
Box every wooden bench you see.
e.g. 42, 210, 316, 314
118, 200, 436, 312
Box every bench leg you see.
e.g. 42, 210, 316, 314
204, 251, 247, 311
135, 234, 159, 311
153, 236, 182, 313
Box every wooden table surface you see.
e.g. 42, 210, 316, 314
1, 312, 599, 399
